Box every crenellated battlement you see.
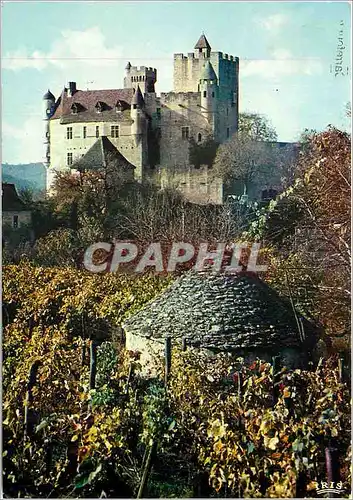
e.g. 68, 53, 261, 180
129, 66, 157, 73
174, 51, 238, 63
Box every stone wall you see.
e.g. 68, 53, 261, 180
160, 165, 223, 205
125, 330, 165, 377
125, 330, 308, 378
159, 93, 212, 170
172, 51, 239, 143
2, 210, 31, 228
49, 118, 146, 182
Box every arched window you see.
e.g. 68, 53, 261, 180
203, 91, 207, 98
212, 91, 215, 98
198, 133, 202, 142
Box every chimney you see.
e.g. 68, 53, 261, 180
68, 82, 77, 97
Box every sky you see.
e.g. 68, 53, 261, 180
1, 0, 351, 164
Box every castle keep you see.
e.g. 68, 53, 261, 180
44, 34, 239, 203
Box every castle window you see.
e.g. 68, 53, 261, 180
212, 92, 215, 98
111, 125, 119, 138
67, 152, 73, 166
83, 126, 87, 139
13, 215, 18, 229
198, 133, 202, 142
95, 126, 99, 138
182, 126, 189, 140
227, 128, 230, 138
156, 108, 161, 119
67, 127, 73, 140
226, 108, 229, 116
203, 91, 207, 98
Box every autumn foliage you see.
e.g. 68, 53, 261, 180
3, 264, 351, 498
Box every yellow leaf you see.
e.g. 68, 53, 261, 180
71, 435, 79, 442
265, 436, 279, 450
283, 387, 291, 398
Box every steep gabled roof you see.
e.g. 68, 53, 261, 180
2, 183, 28, 211
72, 136, 135, 172
194, 33, 211, 50
123, 270, 317, 353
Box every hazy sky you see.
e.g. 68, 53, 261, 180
2, 1, 351, 164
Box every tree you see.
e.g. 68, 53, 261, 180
114, 183, 244, 244
238, 112, 278, 142
212, 133, 279, 190
51, 153, 134, 241
254, 126, 351, 351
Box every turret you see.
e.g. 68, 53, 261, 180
124, 64, 157, 93
43, 89, 55, 167
194, 33, 211, 59
130, 86, 146, 143
199, 61, 218, 129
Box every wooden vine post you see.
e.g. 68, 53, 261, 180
88, 340, 97, 413
338, 357, 344, 383
237, 370, 243, 400
125, 363, 134, 397
137, 441, 157, 499
89, 340, 97, 391
272, 355, 280, 406
24, 360, 41, 441
325, 442, 341, 497
164, 336, 172, 386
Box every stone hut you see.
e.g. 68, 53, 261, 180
123, 271, 317, 374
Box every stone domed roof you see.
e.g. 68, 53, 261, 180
43, 89, 55, 100
200, 61, 217, 82
123, 271, 317, 353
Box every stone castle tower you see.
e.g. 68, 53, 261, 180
43, 34, 239, 203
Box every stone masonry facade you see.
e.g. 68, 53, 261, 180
44, 34, 239, 204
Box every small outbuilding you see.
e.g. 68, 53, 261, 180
123, 270, 318, 374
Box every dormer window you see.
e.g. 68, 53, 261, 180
71, 102, 85, 114
95, 101, 105, 113
116, 100, 123, 113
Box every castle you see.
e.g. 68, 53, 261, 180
43, 34, 240, 204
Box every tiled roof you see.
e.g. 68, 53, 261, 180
194, 34, 211, 50
72, 136, 135, 172
2, 183, 28, 211
51, 88, 135, 122
123, 270, 317, 354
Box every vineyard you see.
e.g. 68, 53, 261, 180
2, 264, 351, 498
